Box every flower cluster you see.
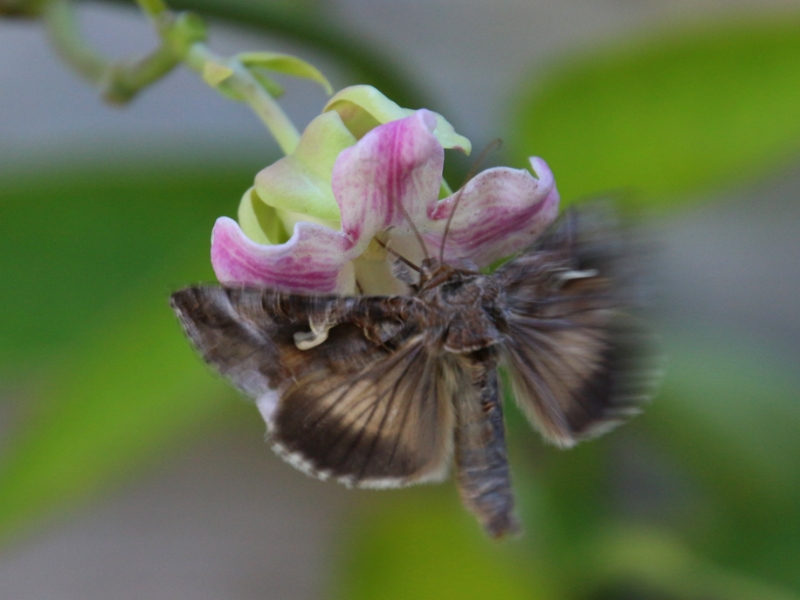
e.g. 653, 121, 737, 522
211, 85, 560, 294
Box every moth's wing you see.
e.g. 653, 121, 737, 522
170, 286, 454, 488
273, 331, 455, 488
495, 205, 658, 447
171, 287, 392, 402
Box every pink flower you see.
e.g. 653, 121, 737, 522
212, 106, 559, 295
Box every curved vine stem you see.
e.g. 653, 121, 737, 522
39, 0, 444, 159
42, 0, 301, 153
90, 0, 431, 111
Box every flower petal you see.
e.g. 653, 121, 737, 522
237, 187, 288, 245
325, 85, 406, 138
211, 217, 356, 294
415, 109, 472, 154
332, 109, 445, 254
254, 111, 356, 223
424, 157, 560, 266
325, 85, 471, 152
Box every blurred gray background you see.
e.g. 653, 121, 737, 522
2, 1, 799, 598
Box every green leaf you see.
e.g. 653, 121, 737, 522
238, 51, 333, 95
0, 160, 263, 542
202, 59, 285, 101
0, 163, 258, 373
652, 330, 800, 513
510, 16, 800, 207
0, 257, 241, 542
201, 60, 245, 101
644, 330, 800, 589
592, 526, 800, 600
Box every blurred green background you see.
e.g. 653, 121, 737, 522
2, 1, 800, 599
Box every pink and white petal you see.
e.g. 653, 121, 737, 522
425, 157, 560, 267
211, 217, 356, 294
332, 110, 444, 254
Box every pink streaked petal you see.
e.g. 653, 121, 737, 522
332, 109, 444, 253
211, 217, 356, 294
424, 158, 560, 267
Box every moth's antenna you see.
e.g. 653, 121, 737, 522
439, 139, 503, 262
375, 235, 422, 273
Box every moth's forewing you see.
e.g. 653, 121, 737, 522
171, 287, 400, 399
450, 350, 519, 538
272, 334, 454, 487
170, 286, 454, 488
170, 287, 285, 401
495, 206, 658, 447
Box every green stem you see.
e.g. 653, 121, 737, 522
88, 0, 431, 112
103, 43, 180, 104
154, 0, 465, 181
43, 0, 109, 85
42, 0, 298, 151
43, 0, 181, 103
186, 44, 300, 154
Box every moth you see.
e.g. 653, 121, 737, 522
170, 203, 656, 538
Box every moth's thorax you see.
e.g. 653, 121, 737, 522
414, 259, 505, 353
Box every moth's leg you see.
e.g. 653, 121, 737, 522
454, 351, 520, 538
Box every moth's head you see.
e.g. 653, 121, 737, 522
416, 257, 479, 290
419, 257, 449, 282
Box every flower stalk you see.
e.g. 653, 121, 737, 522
40, 0, 303, 152
43, 0, 109, 86
184, 43, 301, 154
43, 0, 185, 104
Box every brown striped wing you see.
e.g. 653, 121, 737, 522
495, 206, 658, 447
170, 286, 454, 487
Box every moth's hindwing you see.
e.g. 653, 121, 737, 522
170, 287, 454, 488
495, 206, 659, 447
